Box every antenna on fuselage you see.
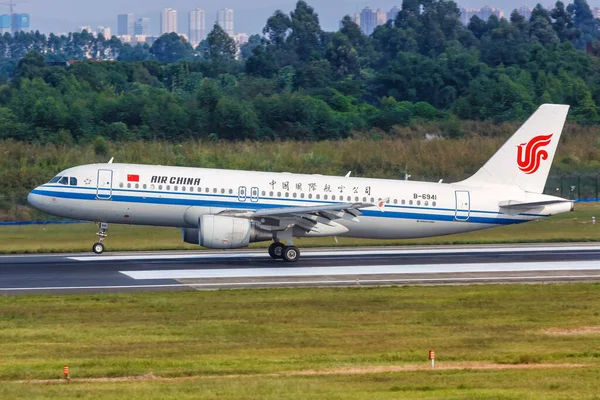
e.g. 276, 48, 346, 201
108, 157, 114, 164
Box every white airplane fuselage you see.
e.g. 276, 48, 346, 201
27, 162, 572, 240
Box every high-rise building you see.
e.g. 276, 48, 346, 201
11, 13, 29, 34
134, 17, 149, 35
387, 6, 400, 23
360, 7, 379, 35
460, 6, 504, 25
117, 13, 134, 36
188, 8, 206, 46
79, 25, 92, 33
516, 6, 533, 20
217, 8, 234, 36
0, 14, 10, 34
161, 8, 177, 35
97, 26, 111, 38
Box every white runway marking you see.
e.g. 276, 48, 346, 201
121, 260, 600, 280
69, 245, 600, 262
3, 274, 600, 292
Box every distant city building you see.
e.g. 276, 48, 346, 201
161, 8, 177, 35
0, 14, 10, 34
233, 32, 249, 59
117, 35, 132, 43
134, 18, 149, 36
79, 25, 92, 33
360, 7, 379, 35
460, 6, 504, 25
188, 8, 206, 46
377, 9, 387, 25
387, 6, 400, 23
592, 7, 600, 19
516, 6, 533, 20
117, 13, 134, 36
217, 8, 234, 36
11, 13, 30, 34
97, 26, 111, 38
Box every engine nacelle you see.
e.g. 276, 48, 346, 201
181, 228, 200, 244
192, 215, 270, 249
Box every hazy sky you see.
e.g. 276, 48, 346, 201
15, 0, 600, 36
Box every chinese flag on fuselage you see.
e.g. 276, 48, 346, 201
127, 174, 140, 182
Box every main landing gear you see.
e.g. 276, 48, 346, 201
268, 241, 300, 262
92, 222, 108, 254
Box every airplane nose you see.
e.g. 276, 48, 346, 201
27, 189, 45, 211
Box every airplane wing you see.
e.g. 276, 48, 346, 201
217, 202, 376, 233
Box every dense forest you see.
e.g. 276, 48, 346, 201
1, 0, 600, 143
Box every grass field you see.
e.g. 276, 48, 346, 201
1, 203, 599, 254
1, 284, 600, 399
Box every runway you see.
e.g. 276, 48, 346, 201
2, 244, 600, 294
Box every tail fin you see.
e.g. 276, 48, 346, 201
459, 104, 569, 193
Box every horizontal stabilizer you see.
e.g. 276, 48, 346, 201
499, 199, 571, 209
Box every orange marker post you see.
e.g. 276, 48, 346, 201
63, 365, 70, 381
428, 350, 435, 368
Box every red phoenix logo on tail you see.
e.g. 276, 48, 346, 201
517, 134, 553, 174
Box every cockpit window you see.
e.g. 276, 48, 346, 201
70, 177, 77, 186
49, 176, 61, 183
58, 177, 69, 185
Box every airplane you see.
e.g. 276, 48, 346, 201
27, 104, 573, 262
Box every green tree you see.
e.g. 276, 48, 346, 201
150, 33, 194, 62
204, 24, 237, 64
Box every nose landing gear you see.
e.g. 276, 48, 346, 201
92, 222, 108, 254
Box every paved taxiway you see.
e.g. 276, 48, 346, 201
1, 244, 600, 294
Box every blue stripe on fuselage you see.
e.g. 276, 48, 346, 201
30, 188, 530, 226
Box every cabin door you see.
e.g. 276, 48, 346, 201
96, 169, 113, 200
454, 190, 470, 221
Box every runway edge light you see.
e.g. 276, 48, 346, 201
63, 365, 70, 381
428, 350, 435, 369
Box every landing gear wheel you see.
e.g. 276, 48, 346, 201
282, 246, 300, 262
92, 242, 105, 254
268, 242, 285, 259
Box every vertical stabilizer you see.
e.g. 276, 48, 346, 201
459, 104, 569, 193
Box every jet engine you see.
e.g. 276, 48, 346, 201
182, 215, 271, 249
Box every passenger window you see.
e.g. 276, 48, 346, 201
402, 200, 406, 205
293, 193, 297, 198
285, 192, 289, 197
301, 193, 305, 199
324, 195, 328, 200
308, 194, 312, 199
151, 184, 155, 190
119, 182, 124, 188
213, 188, 217, 193
409, 200, 413, 205
269, 191, 273, 196
158, 185, 163, 190
331, 195, 335, 200
370, 197, 374, 203
135, 183, 139, 189
355, 196, 359, 202
167, 185, 171, 190
425, 201, 428, 206
70, 177, 77, 186
277, 192, 281, 197
189, 187, 193, 192
347, 196, 351, 201
432, 201, 437, 207
143, 184, 147, 189
393, 199, 398, 204
221, 189, 225, 194
261, 191, 266, 196
363, 197, 366, 202
205, 188, 209, 193
58, 177, 68, 185
127, 183, 131, 188
417, 200, 421, 205
229, 189, 233, 194
316, 194, 320, 199
182, 186, 186, 192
